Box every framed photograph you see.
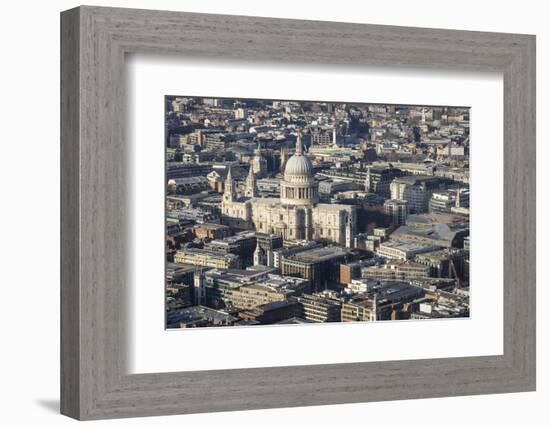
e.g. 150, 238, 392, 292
60, 6, 536, 420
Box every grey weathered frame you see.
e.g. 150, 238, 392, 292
60, 5, 536, 421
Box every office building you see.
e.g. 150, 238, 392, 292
230, 274, 308, 309
361, 260, 431, 281
390, 175, 445, 213
364, 165, 404, 198
174, 248, 241, 269
281, 246, 349, 291
429, 188, 470, 213
294, 293, 342, 323
377, 240, 440, 260
384, 199, 409, 226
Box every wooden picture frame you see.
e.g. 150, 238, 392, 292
60, 5, 536, 420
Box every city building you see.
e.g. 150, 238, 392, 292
377, 240, 440, 260
192, 223, 232, 240
341, 296, 375, 322
384, 199, 409, 225
253, 232, 284, 267
167, 176, 210, 195
429, 188, 470, 213
364, 165, 404, 198
341, 282, 426, 322
174, 248, 241, 269
390, 213, 470, 248
414, 248, 467, 281
166, 162, 213, 180
281, 245, 350, 291
345, 278, 378, 294
205, 231, 258, 267
166, 262, 196, 286
167, 306, 238, 328
340, 258, 378, 284
318, 179, 361, 195
294, 293, 342, 323
370, 282, 425, 320
390, 175, 446, 213
239, 300, 301, 324
361, 259, 431, 281
231, 274, 309, 310
201, 268, 269, 308
198, 268, 309, 310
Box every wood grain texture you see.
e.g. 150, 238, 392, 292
60, 7, 80, 419
60, 6, 536, 420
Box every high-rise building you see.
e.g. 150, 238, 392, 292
384, 199, 409, 226
365, 166, 404, 198
390, 175, 445, 213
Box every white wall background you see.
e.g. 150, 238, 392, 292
0, 0, 546, 425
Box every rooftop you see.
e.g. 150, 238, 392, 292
391, 213, 469, 246
288, 246, 348, 263
275, 317, 315, 324
167, 306, 237, 325
379, 240, 440, 253
392, 175, 440, 185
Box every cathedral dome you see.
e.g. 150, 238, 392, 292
284, 153, 314, 180
280, 132, 319, 206
283, 132, 314, 182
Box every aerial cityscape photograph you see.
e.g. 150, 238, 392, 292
165, 96, 470, 329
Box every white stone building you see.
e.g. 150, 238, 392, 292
221, 133, 356, 247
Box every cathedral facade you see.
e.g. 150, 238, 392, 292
221, 134, 357, 248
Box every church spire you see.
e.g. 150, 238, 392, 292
252, 139, 266, 176
296, 131, 304, 155
280, 143, 288, 173
256, 139, 262, 153
245, 163, 258, 198
223, 165, 235, 202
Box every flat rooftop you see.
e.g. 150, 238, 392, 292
379, 240, 439, 252
289, 246, 348, 263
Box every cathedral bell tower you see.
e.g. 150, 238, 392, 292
244, 162, 258, 198
223, 166, 236, 203
252, 140, 267, 176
